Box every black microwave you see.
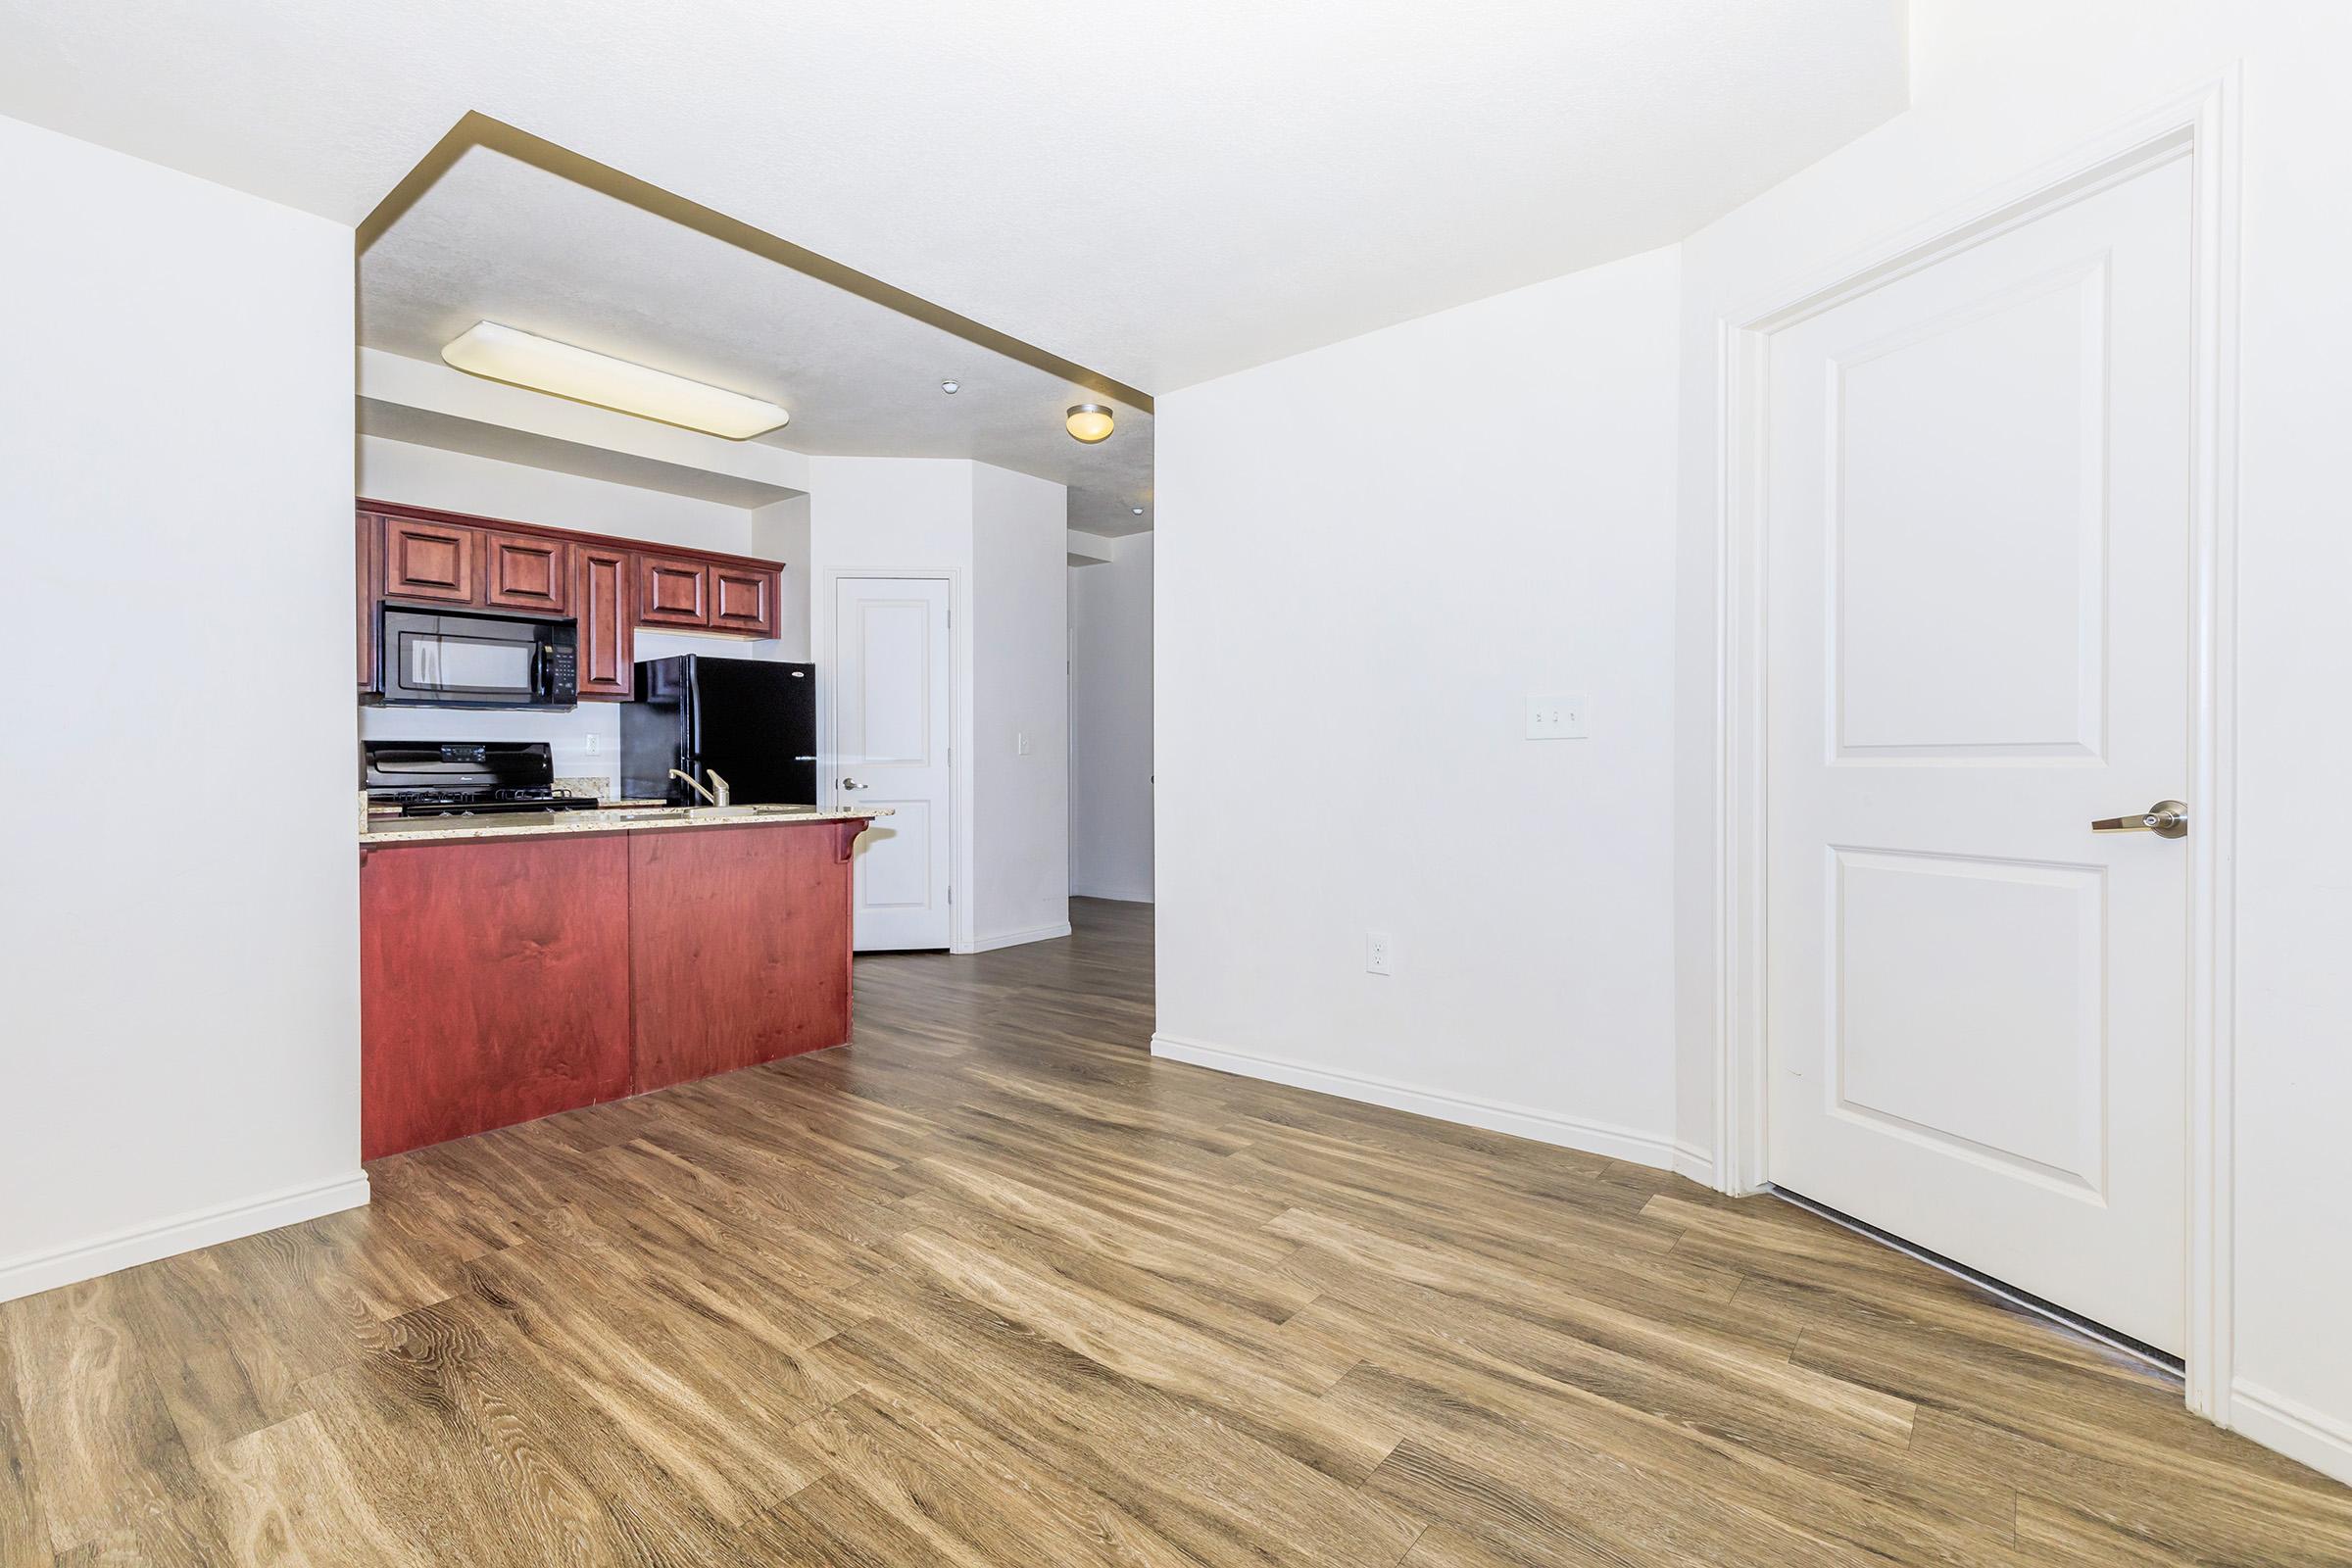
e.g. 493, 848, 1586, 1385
373, 607, 578, 710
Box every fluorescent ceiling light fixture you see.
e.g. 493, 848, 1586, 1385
441, 321, 790, 440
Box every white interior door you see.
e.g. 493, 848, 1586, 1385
1764, 156, 2192, 1352
833, 576, 953, 951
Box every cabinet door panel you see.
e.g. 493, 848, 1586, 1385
384, 518, 477, 603
356, 512, 381, 690
638, 555, 710, 626
629, 823, 856, 1091
710, 566, 777, 635
483, 530, 571, 613
575, 547, 635, 699
360, 835, 633, 1159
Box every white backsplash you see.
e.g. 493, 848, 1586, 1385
357, 629, 804, 797
358, 703, 625, 794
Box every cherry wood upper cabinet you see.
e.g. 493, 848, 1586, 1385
383, 516, 476, 603
638, 555, 711, 627
574, 547, 635, 700
482, 531, 571, 614
357, 501, 784, 674
710, 565, 778, 636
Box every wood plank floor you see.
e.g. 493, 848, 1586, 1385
6, 896, 2346, 1565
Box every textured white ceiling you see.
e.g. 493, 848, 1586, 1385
0, 1, 1909, 394
360, 146, 1155, 535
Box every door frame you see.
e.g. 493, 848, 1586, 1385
819, 566, 971, 953
1709, 74, 2242, 1418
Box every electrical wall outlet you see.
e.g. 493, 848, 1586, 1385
1365, 931, 1395, 976
584, 732, 601, 754
1525, 693, 1588, 739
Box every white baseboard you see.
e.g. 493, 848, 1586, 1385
1150, 1031, 1676, 1170
0, 1171, 371, 1305
1070, 885, 1154, 905
2230, 1378, 2352, 1488
1671, 1140, 1716, 1189
960, 921, 1074, 955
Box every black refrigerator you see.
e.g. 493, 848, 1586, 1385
619, 656, 817, 805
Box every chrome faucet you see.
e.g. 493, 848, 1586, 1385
668, 767, 730, 807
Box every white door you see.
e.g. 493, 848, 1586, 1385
1764, 156, 2192, 1352
833, 576, 953, 951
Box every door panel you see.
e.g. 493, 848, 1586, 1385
482, 530, 571, 613
1832, 269, 2106, 759
710, 565, 777, 634
574, 547, 634, 699
1765, 157, 2192, 1351
384, 518, 476, 604
857, 799, 935, 909
356, 511, 381, 690
833, 577, 953, 950
638, 555, 710, 626
1830, 848, 2105, 1191
360, 835, 632, 1160
628, 823, 855, 1090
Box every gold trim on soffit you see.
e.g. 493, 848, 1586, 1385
357, 110, 1154, 416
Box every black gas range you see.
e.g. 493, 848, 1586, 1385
363, 740, 598, 818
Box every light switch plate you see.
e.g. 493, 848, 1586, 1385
1016, 730, 1032, 757
1526, 694, 1588, 739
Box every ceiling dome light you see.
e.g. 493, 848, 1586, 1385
940, 379, 959, 394
441, 321, 788, 439
1064, 404, 1115, 444
1131, 506, 1145, 514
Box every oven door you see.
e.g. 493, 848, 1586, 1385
377, 609, 572, 709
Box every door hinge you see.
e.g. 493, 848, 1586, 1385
947, 884, 954, 906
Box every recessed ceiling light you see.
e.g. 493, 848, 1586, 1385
440, 321, 789, 440
940, 379, 960, 394
1064, 404, 1115, 444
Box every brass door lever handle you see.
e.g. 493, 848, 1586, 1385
2091, 800, 2188, 839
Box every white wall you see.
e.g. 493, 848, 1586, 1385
1069, 535, 1155, 903
750, 492, 812, 656
1669, 0, 2352, 1482
806, 456, 1070, 952
1154, 245, 1684, 1163
360, 434, 761, 556
356, 436, 810, 795
972, 464, 1072, 945
807, 457, 980, 948
0, 115, 363, 1299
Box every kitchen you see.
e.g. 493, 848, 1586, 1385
355, 495, 882, 1158
340, 128, 1158, 1164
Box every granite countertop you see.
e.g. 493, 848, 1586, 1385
553, 779, 667, 808
360, 801, 887, 846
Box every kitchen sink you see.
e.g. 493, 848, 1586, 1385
597, 803, 820, 822
692, 804, 820, 819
